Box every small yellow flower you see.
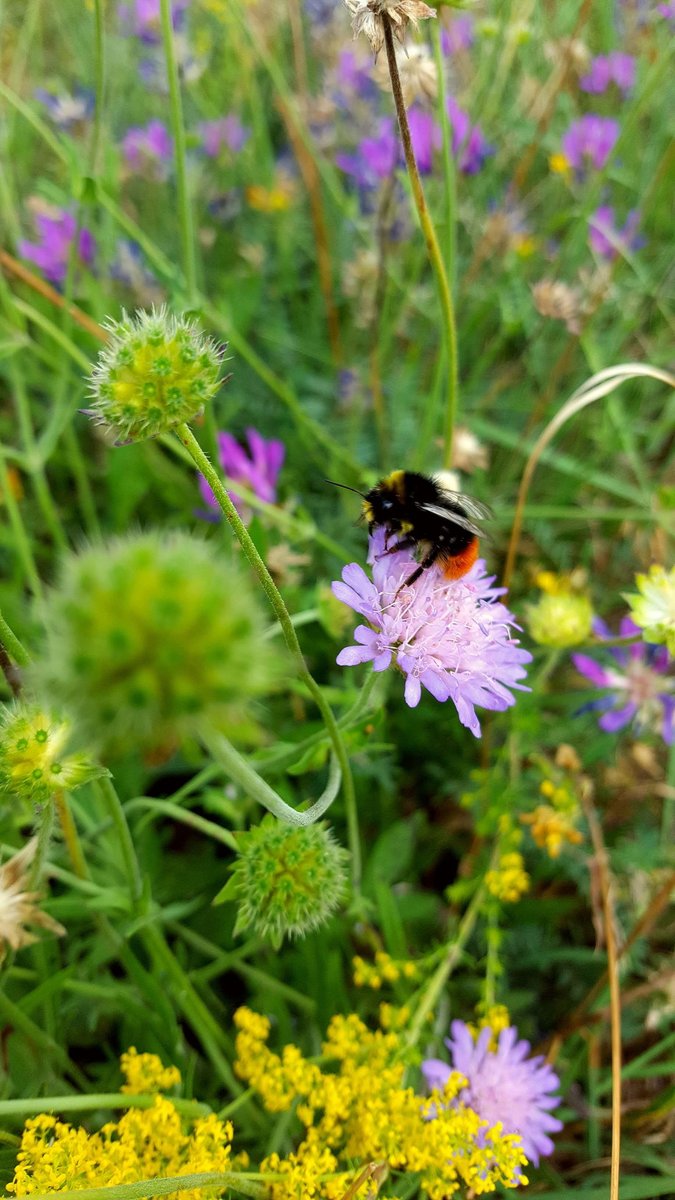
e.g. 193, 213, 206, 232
246, 180, 295, 213
522, 805, 584, 858
486, 852, 530, 902
549, 151, 571, 177
120, 1047, 181, 1094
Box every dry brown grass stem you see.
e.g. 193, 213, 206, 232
0, 249, 107, 342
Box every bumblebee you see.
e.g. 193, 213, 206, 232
360, 469, 491, 590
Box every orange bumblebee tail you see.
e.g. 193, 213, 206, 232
442, 536, 479, 580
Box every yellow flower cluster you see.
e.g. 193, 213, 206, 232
485, 852, 530, 903
120, 1047, 182, 1094
521, 753, 585, 858
234, 1007, 528, 1200
522, 804, 583, 858
352, 951, 420, 990
9, 1099, 234, 1199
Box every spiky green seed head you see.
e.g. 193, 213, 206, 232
526, 592, 593, 648
88, 307, 225, 442
0, 704, 106, 804
218, 816, 349, 948
32, 532, 282, 755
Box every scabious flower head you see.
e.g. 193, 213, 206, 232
0, 840, 65, 962
572, 616, 674, 743
121, 119, 172, 176
588, 205, 642, 259
0, 704, 105, 804
198, 115, 250, 158
19, 205, 95, 285
345, 0, 436, 56
198, 428, 285, 523
87, 307, 225, 442
560, 114, 619, 172
446, 97, 493, 174
32, 532, 282, 755
624, 565, 675, 654
422, 1020, 563, 1167
332, 530, 531, 736
219, 816, 349, 948
580, 52, 635, 96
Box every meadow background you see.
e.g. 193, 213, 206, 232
0, 1, 673, 1198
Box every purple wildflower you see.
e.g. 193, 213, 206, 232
121, 120, 173, 176
580, 52, 635, 96
446, 97, 493, 174
441, 14, 474, 55
198, 116, 250, 158
572, 617, 674, 743
422, 1021, 563, 1167
407, 108, 440, 174
588, 205, 643, 259
198, 429, 285, 522
118, 0, 188, 43
332, 531, 531, 734
336, 118, 398, 189
34, 87, 94, 129
561, 115, 619, 172
19, 207, 95, 285
334, 49, 378, 103
657, 3, 675, 19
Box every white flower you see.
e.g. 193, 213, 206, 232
0, 840, 65, 960
345, 0, 436, 56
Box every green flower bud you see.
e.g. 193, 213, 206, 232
625, 564, 675, 654
88, 307, 225, 442
526, 592, 593, 648
0, 704, 105, 804
216, 816, 349, 948
32, 532, 282, 755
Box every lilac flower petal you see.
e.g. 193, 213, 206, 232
598, 701, 637, 732
421, 1058, 452, 1091
571, 654, 612, 687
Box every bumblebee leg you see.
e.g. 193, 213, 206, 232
398, 546, 441, 592
376, 535, 417, 560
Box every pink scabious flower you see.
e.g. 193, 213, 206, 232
580, 52, 636, 96
422, 1021, 563, 1167
198, 116, 250, 158
588, 205, 642, 259
572, 616, 674, 743
19, 207, 95, 285
561, 115, 619, 171
331, 531, 531, 734
121, 120, 173, 176
198, 428, 285, 522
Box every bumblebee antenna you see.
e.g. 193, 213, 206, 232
324, 478, 365, 498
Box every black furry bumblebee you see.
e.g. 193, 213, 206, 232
331, 470, 491, 591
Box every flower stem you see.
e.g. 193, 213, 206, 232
382, 14, 459, 469
13, 1172, 265, 1200
405, 878, 486, 1052
200, 728, 342, 828
175, 423, 361, 887
54, 791, 90, 880
28, 799, 55, 890
95, 776, 143, 903
0, 609, 31, 666
159, 0, 197, 303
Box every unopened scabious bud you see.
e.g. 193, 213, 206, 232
217, 816, 349, 948
33, 532, 281, 754
0, 704, 104, 803
527, 592, 593, 647
88, 307, 225, 442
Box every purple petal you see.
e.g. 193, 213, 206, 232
598, 701, 637, 732
571, 653, 612, 687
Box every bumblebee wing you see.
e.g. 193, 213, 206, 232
429, 482, 494, 522
418, 502, 485, 539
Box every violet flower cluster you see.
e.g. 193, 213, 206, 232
580, 52, 635, 96
198, 428, 285, 522
588, 205, 642, 260
561, 115, 619, 172
422, 1021, 563, 1167
572, 616, 673, 743
19, 208, 96, 285
332, 531, 531, 735
121, 120, 173, 176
